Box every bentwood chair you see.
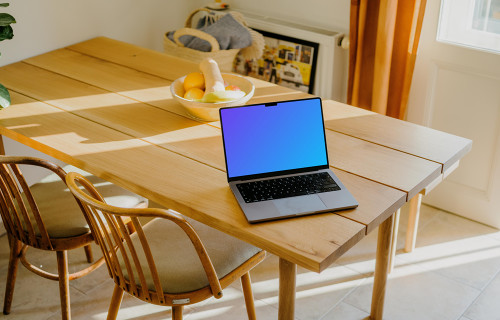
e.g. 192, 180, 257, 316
66, 171, 266, 320
0, 156, 147, 319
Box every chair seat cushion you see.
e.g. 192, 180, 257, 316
120, 216, 262, 294
29, 165, 147, 238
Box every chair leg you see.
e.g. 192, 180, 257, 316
107, 284, 124, 320
241, 272, 257, 320
3, 238, 22, 315
83, 244, 93, 263
56, 250, 71, 320
172, 305, 183, 320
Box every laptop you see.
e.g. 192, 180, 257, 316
219, 97, 358, 223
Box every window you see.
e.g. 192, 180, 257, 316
438, 0, 500, 54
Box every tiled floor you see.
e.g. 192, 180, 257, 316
1, 203, 500, 320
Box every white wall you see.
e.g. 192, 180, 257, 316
228, 0, 350, 33
0, 0, 199, 66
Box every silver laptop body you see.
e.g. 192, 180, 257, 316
220, 97, 358, 223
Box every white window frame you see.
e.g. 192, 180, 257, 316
438, 0, 500, 54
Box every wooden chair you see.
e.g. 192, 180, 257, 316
65, 171, 266, 320
0, 156, 148, 319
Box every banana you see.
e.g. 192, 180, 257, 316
201, 90, 246, 103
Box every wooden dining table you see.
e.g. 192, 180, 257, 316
0, 37, 472, 319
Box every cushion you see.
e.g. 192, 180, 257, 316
118, 216, 262, 294
27, 165, 147, 238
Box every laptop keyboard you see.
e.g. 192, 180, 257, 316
236, 172, 341, 203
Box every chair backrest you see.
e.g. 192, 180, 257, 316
65, 171, 223, 305
0, 156, 68, 250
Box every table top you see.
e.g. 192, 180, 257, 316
0, 37, 472, 272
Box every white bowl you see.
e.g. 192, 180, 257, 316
170, 73, 255, 121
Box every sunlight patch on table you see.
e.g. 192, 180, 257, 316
45, 92, 140, 110
117, 86, 172, 101
322, 101, 375, 121
6, 124, 40, 130
147, 125, 220, 145
35, 132, 147, 156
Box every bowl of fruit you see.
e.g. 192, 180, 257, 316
170, 58, 255, 121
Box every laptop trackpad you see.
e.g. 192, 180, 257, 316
273, 195, 327, 216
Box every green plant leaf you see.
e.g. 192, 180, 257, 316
0, 13, 15, 26
0, 3, 9, 7
0, 25, 13, 41
0, 83, 11, 109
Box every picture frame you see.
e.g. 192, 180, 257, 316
233, 29, 320, 94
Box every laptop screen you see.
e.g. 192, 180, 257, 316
220, 97, 329, 181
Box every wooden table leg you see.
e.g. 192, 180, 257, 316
279, 258, 296, 320
388, 209, 400, 273
405, 193, 422, 253
370, 213, 394, 320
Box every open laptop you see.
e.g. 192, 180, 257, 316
219, 97, 358, 223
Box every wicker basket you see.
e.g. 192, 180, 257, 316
163, 8, 240, 72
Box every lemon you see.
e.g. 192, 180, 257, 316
183, 72, 205, 91
183, 87, 205, 100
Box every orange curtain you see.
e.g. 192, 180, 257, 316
347, 0, 427, 119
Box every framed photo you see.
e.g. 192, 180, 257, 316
233, 29, 319, 94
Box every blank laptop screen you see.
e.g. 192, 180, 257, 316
220, 98, 329, 180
